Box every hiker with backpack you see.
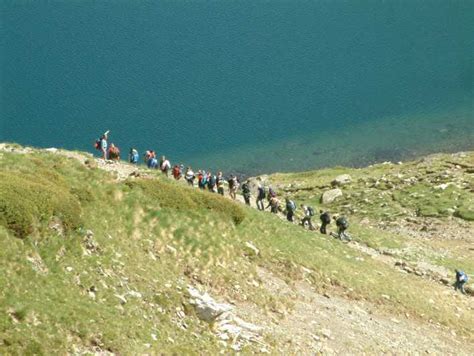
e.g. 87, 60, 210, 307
129, 148, 139, 164
268, 187, 277, 201
172, 165, 181, 180
107, 143, 120, 161
185, 167, 195, 186
145, 150, 158, 168
333, 216, 351, 241
285, 198, 297, 222
241, 180, 251, 206
266, 196, 280, 214
301, 204, 315, 230
207, 171, 217, 192
198, 171, 208, 190
454, 269, 469, 294
256, 181, 266, 210
94, 130, 109, 160
216, 172, 225, 195
228, 175, 239, 200
160, 156, 171, 177
319, 210, 331, 234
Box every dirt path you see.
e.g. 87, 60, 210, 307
234, 267, 471, 355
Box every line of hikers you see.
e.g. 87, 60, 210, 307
94, 131, 470, 291
94, 130, 351, 241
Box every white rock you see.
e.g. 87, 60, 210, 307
331, 174, 352, 186
114, 294, 127, 304
187, 286, 233, 323
128, 290, 142, 298
434, 183, 452, 190
244, 241, 260, 256
321, 189, 343, 204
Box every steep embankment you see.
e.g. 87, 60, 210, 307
0, 144, 473, 355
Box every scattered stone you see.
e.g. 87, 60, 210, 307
128, 290, 142, 298
331, 174, 352, 187
114, 294, 127, 305
434, 183, 452, 190
244, 241, 260, 256
320, 328, 332, 339
321, 189, 343, 204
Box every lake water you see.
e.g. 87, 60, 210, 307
2, 0, 473, 175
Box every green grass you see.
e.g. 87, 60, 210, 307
0, 149, 473, 354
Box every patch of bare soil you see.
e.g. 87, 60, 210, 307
234, 267, 472, 355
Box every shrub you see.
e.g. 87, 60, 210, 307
0, 171, 82, 238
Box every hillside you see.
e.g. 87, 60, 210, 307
0, 143, 473, 355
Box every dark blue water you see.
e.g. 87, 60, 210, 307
2, 0, 473, 174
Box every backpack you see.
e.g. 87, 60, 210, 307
286, 200, 296, 212
208, 175, 216, 188
307, 207, 315, 216
173, 166, 180, 177
457, 271, 468, 282
130, 152, 139, 163
269, 188, 277, 198
94, 139, 101, 150
242, 183, 250, 194
258, 186, 266, 199
337, 217, 349, 229
228, 178, 235, 189
320, 212, 331, 224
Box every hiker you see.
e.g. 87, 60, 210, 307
216, 171, 225, 195
145, 150, 158, 169
207, 171, 217, 192
454, 269, 469, 294
94, 130, 109, 160
107, 143, 120, 161
185, 167, 195, 186
301, 204, 315, 230
266, 196, 280, 214
160, 156, 171, 176
285, 198, 296, 222
172, 165, 181, 180
268, 187, 277, 201
129, 148, 139, 164
334, 216, 351, 241
241, 180, 251, 206
319, 210, 331, 234
228, 175, 239, 200
198, 170, 208, 190
256, 181, 266, 211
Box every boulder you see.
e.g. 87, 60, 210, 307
331, 174, 352, 187
321, 189, 343, 204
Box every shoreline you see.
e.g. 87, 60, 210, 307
1, 142, 473, 180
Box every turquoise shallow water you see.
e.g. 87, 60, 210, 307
1, 1, 473, 174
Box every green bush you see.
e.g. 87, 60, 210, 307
455, 205, 474, 221
0, 171, 82, 238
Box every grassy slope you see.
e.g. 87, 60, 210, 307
0, 149, 473, 354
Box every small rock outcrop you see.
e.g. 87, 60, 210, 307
187, 286, 265, 351
321, 189, 343, 204
331, 174, 352, 187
